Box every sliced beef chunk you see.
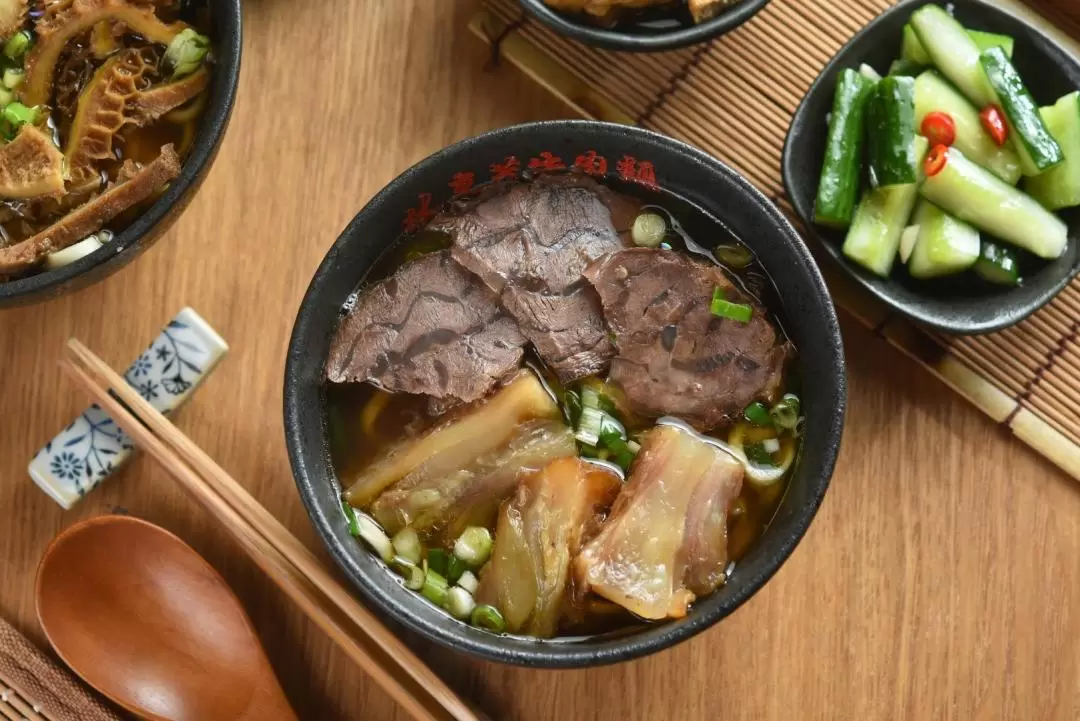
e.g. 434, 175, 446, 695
432, 175, 637, 382
326, 250, 526, 403
583, 248, 789, 430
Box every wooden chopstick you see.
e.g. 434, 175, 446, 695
61, 342, 482, 721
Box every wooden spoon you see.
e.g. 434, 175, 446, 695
36, 515, 298, 721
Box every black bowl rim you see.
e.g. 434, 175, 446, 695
284, 119, 846, 667
0, 1, 243, 304
518, 0, 771, 52
781, 0, 1080, 335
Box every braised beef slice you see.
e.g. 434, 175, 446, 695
325, 250, 526, 402
583, 248, 788, 430
433, 175, 636, 382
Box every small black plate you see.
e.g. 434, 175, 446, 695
782, 0, 1080, 335
518, 0, 771, 52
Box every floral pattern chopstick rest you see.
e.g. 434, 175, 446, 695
28, 308, 229, 509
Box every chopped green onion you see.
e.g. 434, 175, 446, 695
711, 288, 753, 323
421, 569, 449, 606
165, 28, 211, 78
2, 68, 23, 90
575, 406, 605, 446
454, 526, 493, 568
0, 87, 15, 110
470, 604, 507, 633
3, 102, 36, 128
762, 438, 780, 454
581, 385, 601, 410
627, 439, 641, 454
744, 443, 775, 467
457, 570, 479, 594
342, 501, 361, 537
562, 389, 582, 426
446, 554, 467, 584
391, 557, 426, 591
743, 401, 772, 427
3, 31, 30, 61
714, 243, 755, 268
769, 395, 800, 430
354, 511, 393, 563
631, 212, 667, 248
391, 527, 423, 564
426, 548, 451, 577
446, 587, 477, 620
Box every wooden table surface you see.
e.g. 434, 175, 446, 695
1, 1, 1079, 719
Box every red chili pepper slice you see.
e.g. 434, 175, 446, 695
925, 144, 949, 177
920, 111, 957, 147
980, 105, 1009, 146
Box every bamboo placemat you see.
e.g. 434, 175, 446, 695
469, 0, 1080, 483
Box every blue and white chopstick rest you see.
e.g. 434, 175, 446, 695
28, 307, 228, 509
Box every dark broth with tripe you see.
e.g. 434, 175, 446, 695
0, 0, 214, 279
327, 174, 800, 639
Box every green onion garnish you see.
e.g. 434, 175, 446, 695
470, 604, 507, 633
426, 548, 451, 577
3, 31, 30, 61
446, 554, 467, 584
454, 526, 493, 568
711, 288, 753, 323
562, 389, 582, 426
342, 501, 361, 537
446, 587, 477, 620
351, 509, 393, 563
165, 28, 211, 79
769, 395, 800, 430
3, 102, 36, 128
745, 443, 775, 467
743, 401, 772, 427
714, 243, 755, 269
575, 406, 605, 446
391, 527, 423, 564
2, 68, 23, 90
390, 557, 426, 591
457, 570, 479, 595
421, 570, 449, 606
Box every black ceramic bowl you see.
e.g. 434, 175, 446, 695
284, 120, 846, 667
519, 0, 770, 52
783, 0, 1080, 335
0, 1, 242, 308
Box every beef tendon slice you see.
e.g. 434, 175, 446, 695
574, 423, 744, 621
433, 175, 637, 382
343, 372, 561, 509
0, 124, 66, 200
325, 250, 527, 402
584, 247, 789, 430
476, 457, 622, 637
369, 419, 577, 540
0, 144, 180, 274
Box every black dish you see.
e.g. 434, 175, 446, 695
783, 0, 1080, 335
284, 120, 846, 668
518, 0, 771, 52
0, 1, 243, 308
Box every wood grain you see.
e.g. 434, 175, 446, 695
0, 1, 1078, 719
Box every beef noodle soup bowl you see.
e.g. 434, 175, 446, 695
285, 121, 845, 667
0, 0, 241, 307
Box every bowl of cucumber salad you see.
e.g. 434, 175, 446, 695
783, 0, 1080, 334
